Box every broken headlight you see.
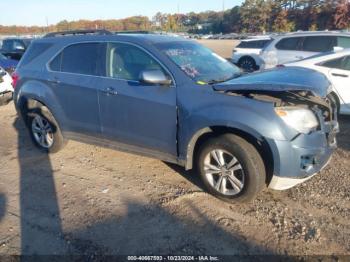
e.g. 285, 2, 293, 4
275, 107, 319, 134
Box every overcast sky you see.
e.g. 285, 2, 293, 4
0, 0, 244, 26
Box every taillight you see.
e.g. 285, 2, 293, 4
11, 72, 19, 89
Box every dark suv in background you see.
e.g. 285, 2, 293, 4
12, 30, 338, 202
1, 38, 32, 61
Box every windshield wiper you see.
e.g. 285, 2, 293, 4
205, 72, 243, 85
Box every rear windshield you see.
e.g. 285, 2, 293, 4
237, 39, 271, 49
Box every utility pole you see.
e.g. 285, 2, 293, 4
46, 17, 49, 33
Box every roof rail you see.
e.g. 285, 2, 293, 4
114, 30, 151, 34
44, 29, 112, 38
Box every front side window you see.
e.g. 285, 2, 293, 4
50, 43, 104, 76
302, 36, 336, 52
275, 37, 302, 51
106, 43, 165, 81
156, 41, 241, 84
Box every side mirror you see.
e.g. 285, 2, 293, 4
139, 69, 172, 86
333, 46, 344, 52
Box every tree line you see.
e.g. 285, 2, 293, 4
0, 0, 349, 35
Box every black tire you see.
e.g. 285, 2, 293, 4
327, 93, 340, 118
25, 106, 66, 154
238, 57, 257, 72
196, 134, 266, 203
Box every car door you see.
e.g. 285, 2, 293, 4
98, 42, 178, 157
47, 42, 104, 136
319, 56, 350, 113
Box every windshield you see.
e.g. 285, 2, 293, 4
156, 41, 241, 84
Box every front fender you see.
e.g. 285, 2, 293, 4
178, 98, 295, 170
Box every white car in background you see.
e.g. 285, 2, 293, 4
284, 49, 350, 115
260, 31, 350, 70
0, 66, 13, 105
232, 36, 271, 71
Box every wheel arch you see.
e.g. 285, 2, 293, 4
328, 91, 341, 114
185, 126, 274, 184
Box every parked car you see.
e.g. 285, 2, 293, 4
13, 30, 338, 202
0, 53, 18, 74
0, 38, 32, 61
260, 31, 350, 69
232, 37, 272, 71
0, 66, 14, 105
284, 49, 350, 115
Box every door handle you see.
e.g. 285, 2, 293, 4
103, 87, 118, 96
331, 73, 348, 78
295, 56, 304, 59
48, 77, 61, 84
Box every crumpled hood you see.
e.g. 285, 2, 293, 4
214, 67, 331, 98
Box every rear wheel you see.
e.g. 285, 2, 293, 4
25, 106, 66, 153
196, 134, 266, 203
238, 57, 257, 72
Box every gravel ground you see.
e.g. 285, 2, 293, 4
0, 40, 349, 258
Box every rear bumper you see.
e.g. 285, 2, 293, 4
267, 121, 338, 190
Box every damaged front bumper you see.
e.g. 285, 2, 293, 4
267, 120, 338, 190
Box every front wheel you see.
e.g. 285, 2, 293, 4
196, 134, 266, 203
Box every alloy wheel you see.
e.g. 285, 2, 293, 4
203, 149, 245, 196
31, 115, 54, 149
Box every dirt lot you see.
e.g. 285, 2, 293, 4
198, 39, 239, 58
0, 40, 349, 259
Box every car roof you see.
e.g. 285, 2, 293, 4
36, 33, 191, 46
272, 31, 350, 39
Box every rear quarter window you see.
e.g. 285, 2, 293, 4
337, 36, 350, 48
20, 43, 52, 67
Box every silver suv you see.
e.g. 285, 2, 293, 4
260, 31, 350, 69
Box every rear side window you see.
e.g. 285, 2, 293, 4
275, 37, 302, 51
50, 43, 104, 76
237, 40, 271, 49
337, 37, 350, 48
20, 43, 52, 66
302, 36, 336, 52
